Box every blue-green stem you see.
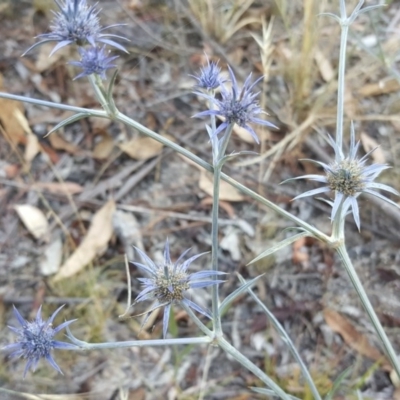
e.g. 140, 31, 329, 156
331, 197, 346, 241
88, 74, 111, 115
210, 123, 234, 336
211, 162, 223, 336
115, 111, 330, 243
0, 90, 329, 242
89, 74, 118, 117
0, 92, 108, 117
217, 336, 295, 400
240, 275, 322, 400
66, 325, 211, 350
331, 6, 400, 378
335, 22, 349, 161
336, 243, 400, 379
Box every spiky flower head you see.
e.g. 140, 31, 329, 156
291, 123, 399, 230
22, 0, 128, 57
133, 239, 225, 338
70, 45, 118, 79
3, 305, 76, 378
191, 56, 224, 91
194, 66, 277, 143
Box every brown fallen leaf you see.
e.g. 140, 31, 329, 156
119, 136, 163, 160
32, 181, 84, 195
233, 120, 269, 143
4, 163, 20, 178
35, 42, 68, 72
201, 197, 236, 217
199, 170, 244, 202
93, 133, 114, 160
53, 200, 116, 281
360, 131, 386, 164
324, 308, 390, 370
358, 77, 400, 97
41, 142, 61, 164
48, 132, 79, 154
214, 116, 270, 144
13, 105, 40, 164
343, 90, 359, 120
40, 235, 63, 276
220, 226, 241, 261
292, 236, 309, 264
314, 49, 334, 82
24, 131, 40, 165
233, 124, 267, 143
89, 116, 112, 133
14, 204, 49, 241
0, 97, 26, 145
112, 210, 143, 260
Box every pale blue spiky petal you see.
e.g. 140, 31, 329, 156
289, 123, 399, 229
4, 305, 76, 378
193, 65, 278, 143
132, 241, 223, 338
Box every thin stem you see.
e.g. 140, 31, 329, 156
240, 275, 322, 400
210, 123, 234, 335
211, 163, 222, 335
336, 244, 400, 379
217, 336, 294, 400
89, 74, 119, 117
331, 197, 345, 241
219, 171, 330, 243
88, 74, 111, 115
0, 91, 330, 242
115, 112, 330, 242
0, 92, 107, 117
66, 326, 211, 350
119, 254, 132, 318
335, 23, 349, 161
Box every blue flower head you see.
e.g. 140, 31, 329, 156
3, 305, 77, 378
194, 66, 277, 143
23, 0, 128, 56
291, 123, 400, 230
191, 56, 224, 91
133, 239, 225, 338
70, 45, 118, 79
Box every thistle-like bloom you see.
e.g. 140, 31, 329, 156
3, 305, 77, 378
191, 57, 223, 91
194, 66, 277, 143
23, 0, 128, 56
291, 124, 400, 230
133, 240, 225, 338
70, 45, 118, 79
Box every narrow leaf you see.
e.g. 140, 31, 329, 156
54, 200, 115, 280
14, 204, 49, 240
250, 387, 300, 400
219, 275, 264, 315
247, 232, 309, 265
324, 367, 352, 400
46, 112, 91, 137
107, 69, 119, 101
